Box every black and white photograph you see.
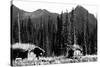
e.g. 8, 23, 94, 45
11, 0, 97, 66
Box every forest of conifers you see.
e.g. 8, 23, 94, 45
11, 5, 97, 57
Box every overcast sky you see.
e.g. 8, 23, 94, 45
12, 0, 97, 17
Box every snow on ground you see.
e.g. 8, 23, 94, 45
13, 55, 97, 66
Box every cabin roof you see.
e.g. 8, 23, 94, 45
66, 44, 83, 51
11, 43, 45, 52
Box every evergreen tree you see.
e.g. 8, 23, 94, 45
83, 11, 88, 55
27, 16, 33, 43
62, 10, 69, 56
67, 9, 74, 46
56, 14, 63, 55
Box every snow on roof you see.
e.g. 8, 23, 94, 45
73, 44, 82, 51
66, 44, 83, 51
12, 43, 36, 50
73, 44, 80, 48
12, 43, 45, 52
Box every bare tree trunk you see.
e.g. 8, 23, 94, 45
17, 13, 21, 43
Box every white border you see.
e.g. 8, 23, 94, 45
0, 0, 99, 67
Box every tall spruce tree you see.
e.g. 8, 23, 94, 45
63, 10, 69, 56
